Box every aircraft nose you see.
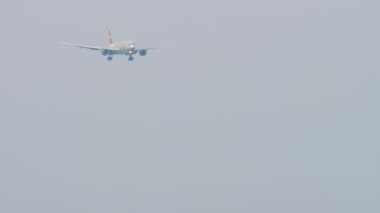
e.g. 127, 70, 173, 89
130, 44, 135, 48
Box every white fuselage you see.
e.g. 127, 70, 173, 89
109, 40, 136, 55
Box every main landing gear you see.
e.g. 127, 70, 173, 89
106, 55, 134, 61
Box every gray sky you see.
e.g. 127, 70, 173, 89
0, 0, 379, 213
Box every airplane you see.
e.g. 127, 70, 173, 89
62, 30, 167, 61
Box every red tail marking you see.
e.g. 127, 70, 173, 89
108, 30, 113, 44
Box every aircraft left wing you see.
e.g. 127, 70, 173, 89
138, 43, 174, 51
61, 42, 105, 51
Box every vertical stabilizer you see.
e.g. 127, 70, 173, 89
108, 30, 113, 45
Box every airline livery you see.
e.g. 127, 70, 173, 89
63, 30, 167, 61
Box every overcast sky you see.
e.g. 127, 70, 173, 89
0, 0, 379, 213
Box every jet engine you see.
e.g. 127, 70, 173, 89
139, 49, 147, 56
101, 49, 109, 56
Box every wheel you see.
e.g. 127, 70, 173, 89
128, 56, 134, 61
107, 56, 113, 61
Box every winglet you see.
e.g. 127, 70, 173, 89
108, 30, 113, 45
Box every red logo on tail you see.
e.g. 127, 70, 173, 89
108, 30, 113, 45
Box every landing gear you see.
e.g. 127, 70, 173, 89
107, 56, 113, 61
128, 56, 134, 61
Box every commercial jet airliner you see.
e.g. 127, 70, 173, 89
63, 30, 167, 61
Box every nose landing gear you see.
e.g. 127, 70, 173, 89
128, 55, 134, 61
107, 56, 113, 61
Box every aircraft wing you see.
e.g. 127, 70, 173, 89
138, 43, 174, 51
61, 42, 105, 51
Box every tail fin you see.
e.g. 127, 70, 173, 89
108, 30, 113, 45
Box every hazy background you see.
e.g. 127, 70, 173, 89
0, 0, 379, 212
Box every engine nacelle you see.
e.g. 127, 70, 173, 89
101, 49, 109, 56
139, 49, 147, 56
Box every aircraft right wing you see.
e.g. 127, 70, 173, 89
61, 42, 105, 51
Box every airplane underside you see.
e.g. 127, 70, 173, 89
105, 50, 138, 61
106, 54, 134, 61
